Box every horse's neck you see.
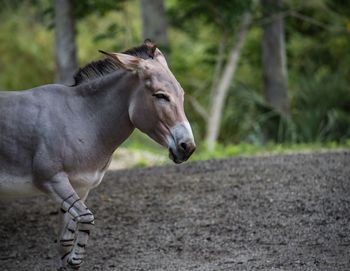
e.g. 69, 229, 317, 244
72, 71, 137, 154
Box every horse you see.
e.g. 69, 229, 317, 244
0, 40, 196, 270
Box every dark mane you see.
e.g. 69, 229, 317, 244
72, 42, 156, 86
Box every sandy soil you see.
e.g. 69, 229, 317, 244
0, 151, 349, 271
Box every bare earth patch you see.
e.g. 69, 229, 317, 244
0, 151, 349, 271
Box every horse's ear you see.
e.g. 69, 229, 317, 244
144, 39, 157, 58
154, 48, 169, 68
98, 50, 145, 71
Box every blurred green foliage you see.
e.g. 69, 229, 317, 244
191, 140, 350, 161
123, 131, 350, 166
0, 0, 349, 158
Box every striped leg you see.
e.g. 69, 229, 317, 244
60, 193, 94, 269
58, 189, 90, 270
44, 173, 94, 270
58, 212, 77, 261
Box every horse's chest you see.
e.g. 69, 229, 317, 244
67, 155, 111, 190
70, 170, 106, 190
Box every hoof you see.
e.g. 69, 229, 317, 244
67, 257, 83, 270
57, 267, 79, 271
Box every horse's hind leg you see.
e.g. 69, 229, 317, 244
43, 173, 94, 270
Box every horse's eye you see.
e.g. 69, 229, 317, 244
153, 93, 170, 102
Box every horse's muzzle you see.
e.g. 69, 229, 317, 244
169, 140, 196, 164
168, 121, 196, 164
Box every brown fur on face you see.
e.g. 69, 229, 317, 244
100, 41, 195, 161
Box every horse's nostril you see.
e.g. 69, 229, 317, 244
180, 142, 187, 151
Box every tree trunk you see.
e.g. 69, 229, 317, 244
140, 0, 169, 53
209, 33, 227, 101
54, 0, 78, 85
206, 13, 252, 151
262, 0, 289, 117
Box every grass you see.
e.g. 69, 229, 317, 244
191, 140, 350, 161
113, 130, 350, 169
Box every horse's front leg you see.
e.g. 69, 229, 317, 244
58, 212, 78, 270
43, 173, 94, 270
57, 189, 90, 270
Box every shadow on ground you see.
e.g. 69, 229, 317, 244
1, 151, 350, 271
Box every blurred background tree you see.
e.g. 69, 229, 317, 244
55, 0, 77, 85
0, 0, 349, 161
140, 0, 169, 54
262, 0, 289, 118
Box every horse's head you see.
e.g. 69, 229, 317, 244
101, 41, 196, 164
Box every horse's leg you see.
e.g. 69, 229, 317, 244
44, 173, 94, 270
57, 213, 78, 271
57, 189, 90, 270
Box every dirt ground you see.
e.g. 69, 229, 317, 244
0, 151, 349, 271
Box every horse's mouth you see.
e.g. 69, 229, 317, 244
169, 148, 183, 164
168, 147, 194, 164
